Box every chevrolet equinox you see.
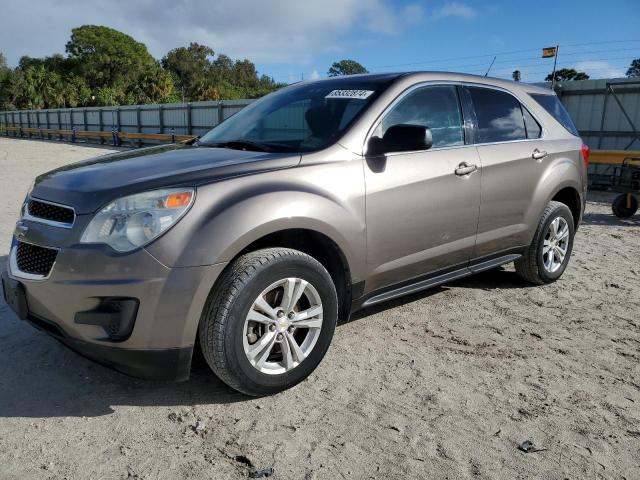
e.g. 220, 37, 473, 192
2, 72, 588, 395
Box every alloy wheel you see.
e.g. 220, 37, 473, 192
243, 278, 323, 375
542, 217, 570, 273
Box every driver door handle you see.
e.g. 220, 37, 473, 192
455, 162, 478, 176
532, 148, 548, 160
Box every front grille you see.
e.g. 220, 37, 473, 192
15, 242, 58, 276
27, 199, 75, 225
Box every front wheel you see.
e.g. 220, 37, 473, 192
199, 248, 338, 396
515, 201, 575, 285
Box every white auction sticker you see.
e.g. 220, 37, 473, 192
325, 89, 374, 100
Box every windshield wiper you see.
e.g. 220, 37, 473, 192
198, 139, 272, 152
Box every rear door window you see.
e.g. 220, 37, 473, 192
468, 87, 526, 143
530, 93, 579, 136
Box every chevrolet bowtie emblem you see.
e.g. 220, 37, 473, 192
14, 222, 28, 239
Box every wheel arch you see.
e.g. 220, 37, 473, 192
550, 185, 582, 229
529, 155, 583, 230
232, 228, 354, 322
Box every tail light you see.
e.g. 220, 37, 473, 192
581, 144, 590, 169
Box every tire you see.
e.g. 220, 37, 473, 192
612, 193, 638, 218
199, 248, 338, 396
515, 201, 575, 285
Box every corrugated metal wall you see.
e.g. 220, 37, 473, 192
0, 100, 255, 140
1, 77, 639, 149
555, 77, 640, 150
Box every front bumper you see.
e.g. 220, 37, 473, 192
25, 310, 193, 380
4, 237, 226, 381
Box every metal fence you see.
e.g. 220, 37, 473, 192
1, 77, 639, 150
553, 77, 640, 151
0, 99, 254, 144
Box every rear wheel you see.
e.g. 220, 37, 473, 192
199, 248, 338, 396
612, 193, 638, 218
515, 201, 575, 285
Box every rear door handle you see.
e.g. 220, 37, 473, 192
455, 162, 478, 176
532, 148, 548, 160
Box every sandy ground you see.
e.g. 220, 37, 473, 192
0, 137, 638, 480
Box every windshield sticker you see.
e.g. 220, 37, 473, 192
325, 89, 374, 100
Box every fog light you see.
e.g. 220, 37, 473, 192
74, 297, 139, 341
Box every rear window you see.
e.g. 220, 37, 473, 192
530, 93, 579, 136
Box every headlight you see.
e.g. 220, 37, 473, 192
81, 188, 195, 252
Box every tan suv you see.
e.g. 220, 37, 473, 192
2, 72, 588, 395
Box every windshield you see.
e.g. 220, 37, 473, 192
198, 78, 393, 153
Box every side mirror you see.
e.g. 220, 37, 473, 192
367, 124, 432, 156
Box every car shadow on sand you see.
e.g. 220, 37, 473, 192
0, 257, 530, 419
582, 211, 640, 227
0, 322, 249, 418
347, 266, 530, 324
0, 254, 249, 419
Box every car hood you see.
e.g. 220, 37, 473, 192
31, 143, 301, 214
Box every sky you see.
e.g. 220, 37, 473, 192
1, 0, 639, 84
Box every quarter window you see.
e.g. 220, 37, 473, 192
468, 87, 526, 143
523, 107, 542, 139
378, 85, 464, 149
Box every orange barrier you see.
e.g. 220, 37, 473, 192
590, 149, 640, 165
0, 125, 195, 145
118, 131, 193, 142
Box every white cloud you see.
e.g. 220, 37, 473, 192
400, 4, 426, 25
366, 2, 425, 34
574, 61, 625, 79
432, 2, 477, 20
0, 0, 425, 67
309, 69, 321, 80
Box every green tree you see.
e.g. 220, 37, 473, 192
94, 86, 118, 106
626, 58, 640, 78
0, 53, 11, 109
545, 68, 589, 82
0, 53, 9, 81
162, 43, 283, 101
327, 59, 368, 77
162, 43, 215, 101
1, 25, 286, 110
134, 63, 175, 104
65, 25, 174, 104
63, 75, 92, 107
10, 65, 64, 109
